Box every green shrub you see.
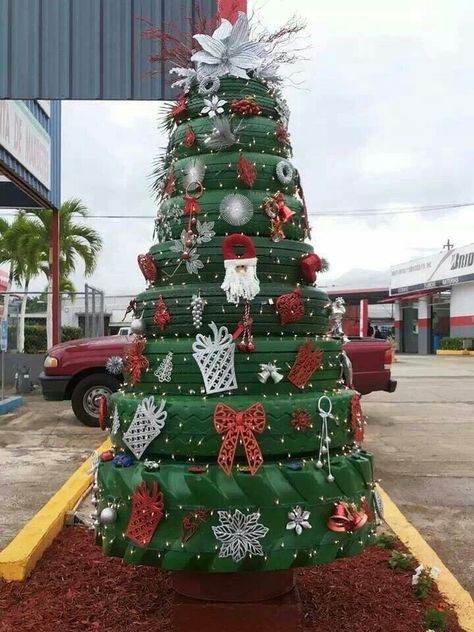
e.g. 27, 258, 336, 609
424, 608, 447, 631
24, 325, 47, 353
61, 326, 82, 342
439, 337, 463, 350
374, 533, 396, 549
388, 550, 414, 571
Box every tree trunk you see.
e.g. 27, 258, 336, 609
17, 280, 29, 353
2, 270, 13, 324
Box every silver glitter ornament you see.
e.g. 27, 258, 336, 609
100, 507, 117, 525
276, 160, 294, 185
130, 318, 145, 334
219, 193, 253, 226
106, 355, 124, 375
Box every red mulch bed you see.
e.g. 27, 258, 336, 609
0, 527, 464, 632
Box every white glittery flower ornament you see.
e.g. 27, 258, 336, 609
212, 509, 268, 562
286, 506, 312, 535
191, 13, 266, 80
201, 95, 227, 118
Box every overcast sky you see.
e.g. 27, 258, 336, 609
60, 0, 474, 297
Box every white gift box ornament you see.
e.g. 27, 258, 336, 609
192, 322, 238, 395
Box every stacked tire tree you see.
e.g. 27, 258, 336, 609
94, 12, 378, 589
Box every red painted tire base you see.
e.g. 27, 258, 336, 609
171, 569, 295, 602
172, 571, 302, 632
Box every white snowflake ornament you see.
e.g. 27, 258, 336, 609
201, 95, 227, 118
212, 509, 269, 562
286, 506, 312, 535
122, 396, 167, 460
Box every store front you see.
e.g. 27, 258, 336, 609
382, 244, 474, 354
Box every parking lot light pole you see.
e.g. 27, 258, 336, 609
51, 208, 60, 346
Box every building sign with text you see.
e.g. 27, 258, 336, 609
391, 243, 474, 295
0, 100, 51, 189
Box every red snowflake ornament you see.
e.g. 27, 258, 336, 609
171, 95, 188, 120
351, 392, 365, 443
184, 125, 196, 147
137, 253, 157, 283
153, 296, 171, 331
125, 481, 164, 547
276, 288, 305, 325
288, 341, 324, 389
237, 154, 257, 187
291, 409, 313, 431
124, 337, 149, 385
231, 97, 262, 116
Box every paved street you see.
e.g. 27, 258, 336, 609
0, 391, 101, 550
364, 354, 474, 596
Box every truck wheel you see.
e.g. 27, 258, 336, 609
71, 374, 121, 427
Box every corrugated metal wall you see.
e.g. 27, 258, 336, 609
0, 0, 216, 100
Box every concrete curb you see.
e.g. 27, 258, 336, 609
0, 438, 111, 581
379, 486, 474, 632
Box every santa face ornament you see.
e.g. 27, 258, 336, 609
221, 234, 260, 305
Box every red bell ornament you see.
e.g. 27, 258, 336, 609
276, 288, 305, 325
300, 253, 322, 284
327, 503, 352, 532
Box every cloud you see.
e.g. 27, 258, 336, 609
49, 0, 474, 298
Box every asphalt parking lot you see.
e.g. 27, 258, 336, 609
364, 354, 474, 596
0, 391, 101, 550
0, 355, 473, 598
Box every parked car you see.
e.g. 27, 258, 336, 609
39, 335, 396, 427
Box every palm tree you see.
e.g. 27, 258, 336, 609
0, 214, 43, 351
27, 198, 103, 348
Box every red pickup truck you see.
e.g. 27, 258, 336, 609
39, 335, 396, 427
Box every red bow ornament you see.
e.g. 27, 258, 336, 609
124, 337, 149, 385
214, 403, 266, 475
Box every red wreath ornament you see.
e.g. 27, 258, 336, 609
137, 253, 157, 283
288, 341, 324, 389
124, 337, 149, 385
125, 482, 164, 547
214, 402, 266, 475
276, 288, 305, 325
291, 409, 313, 431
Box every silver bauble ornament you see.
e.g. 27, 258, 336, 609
100, 507, 117, 525
219, 194, 254, 226
130, 318, 145, 334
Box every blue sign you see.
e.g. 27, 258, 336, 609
0, 320, 7, 352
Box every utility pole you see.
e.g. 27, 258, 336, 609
443, 239, 454, 250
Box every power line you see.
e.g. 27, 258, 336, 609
0, 201, 473, 219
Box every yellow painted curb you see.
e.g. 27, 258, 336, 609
0, 438, 111, 582
436, 349, 471, 356
380, 486, 474, 632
